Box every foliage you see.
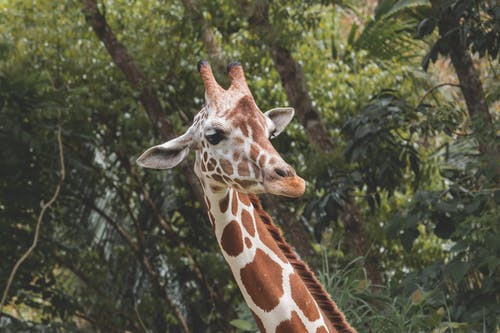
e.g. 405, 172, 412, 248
318, 254, 471, 333
1, 0, 498, 332
416, 0, 500, 70
343, 90, 421, 206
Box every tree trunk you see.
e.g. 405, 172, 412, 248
244, 1, 381, 283
181, 2, 319, 261
271, 46, 335, 151
81, 0, 204, 204
431, 0, 496, 156
81, 1, 194, 332
180, 0, 226, 75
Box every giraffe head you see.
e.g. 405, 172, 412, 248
137, 61, 305, 197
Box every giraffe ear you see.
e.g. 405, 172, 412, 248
264, 107, 295, 137
137, 134, 192, 169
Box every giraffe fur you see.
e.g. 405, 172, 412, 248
137, 61, 356, 333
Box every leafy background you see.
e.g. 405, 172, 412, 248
0, 0, 498, 332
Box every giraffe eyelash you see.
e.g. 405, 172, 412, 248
205, 128, 226, 145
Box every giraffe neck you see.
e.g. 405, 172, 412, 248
202, 185, 335, 333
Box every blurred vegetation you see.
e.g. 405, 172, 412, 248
0, 0, 498, 332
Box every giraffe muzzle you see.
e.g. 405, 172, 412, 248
264, 175, 306, 197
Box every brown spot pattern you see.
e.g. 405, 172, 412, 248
245, 237, 252, 248
219, 192, 230, 213
250, 144, 260, 161
210, 184, 224, 192
276, 311, 307, 333
240, 249, 283, 312
220, 221, 244, 257
235, 179, 258, 189
211, 174, 225, 184
238, 161, 250, 177
233, 151, 240, 161
290, 273, 321, 321
220, 159, 234, 175
258, 154, 266, 167
207, 158, 217, 171
251, 163, 260, 177
238, 192, 251, 206
231, 191, 238, 215
316, 327, 329, 333
240, 124, 249, 137
241, 209, 255, 236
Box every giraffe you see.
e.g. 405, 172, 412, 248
137, 61, 356, 333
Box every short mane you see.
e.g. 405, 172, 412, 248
248, 194, 357, 333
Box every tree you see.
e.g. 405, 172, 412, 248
1, 0, 498, 332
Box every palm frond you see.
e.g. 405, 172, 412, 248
348, 0, 431, 62
352, 17, 420, 61
385, 0, 431, 18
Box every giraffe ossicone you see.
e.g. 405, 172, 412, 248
137, 61, 356, 333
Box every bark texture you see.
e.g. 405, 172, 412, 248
82, 1, 195, 332
431, 0, 495, 156
271, 47, 335, 152
81, 0, 204, 204
245, 1, 381, 284
181, 0, 226, 74
181, 2, 319, 261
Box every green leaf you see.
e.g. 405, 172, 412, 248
354, 124, 377, 139
400, 227, 419, 251
434, 217, 455, 239
447, 261, 470, 282
347, 22, 359, 46
422, 43, 439, 71
416, 17, 436, 38
386, 0, 431, 18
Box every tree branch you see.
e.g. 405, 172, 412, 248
81, 0, 205, 205
431, 0, 495, 155
87, 199, 190, 333
181, 0, 226, 74
1, 123, 65, 313
417, 82, 462, 106
243, 2, 383, 283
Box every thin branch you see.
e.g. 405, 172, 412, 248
88, 200, 140, 252
417, 82, 462, 106
1, 123, 65, 312
124, 163, 220, 305
134, 301, 151, 333
85, 197, 189, 333
180, 0, 226, 73
81, 0, 205, 210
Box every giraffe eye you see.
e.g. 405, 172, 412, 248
205, 129, 226, 145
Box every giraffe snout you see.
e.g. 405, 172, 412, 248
264, 163, 305, 197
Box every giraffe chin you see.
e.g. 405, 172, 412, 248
264, 176, 306, 197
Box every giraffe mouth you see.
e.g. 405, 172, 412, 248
264, 176, 306, 197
